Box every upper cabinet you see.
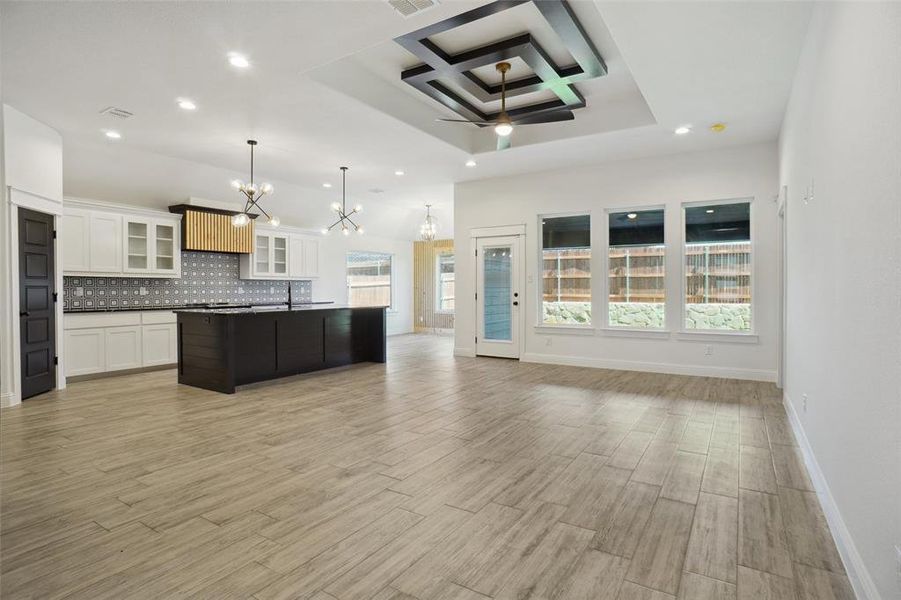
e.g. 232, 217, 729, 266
123, 216, 180, 277
240, 228, 319, 280
62, 200, 180, 278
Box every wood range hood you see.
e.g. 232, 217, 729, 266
168, 204, 257, 254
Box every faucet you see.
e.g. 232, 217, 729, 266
287, 282, 292, 307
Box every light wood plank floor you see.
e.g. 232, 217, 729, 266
1, 334, 854, 600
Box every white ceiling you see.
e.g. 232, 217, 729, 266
0, 0, 812, 240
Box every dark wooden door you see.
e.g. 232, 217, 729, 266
18, 208, 56, 399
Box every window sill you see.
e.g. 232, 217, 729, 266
435, 310, 455, 316
534, 324, 595, 335
675, 330, 759, 344
599, 327, 671, 339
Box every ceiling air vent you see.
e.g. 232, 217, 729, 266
387, 0, 438, 18
99, 106, 134, 119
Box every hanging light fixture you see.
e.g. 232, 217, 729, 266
230, 140, 279, 227
419, 204, 438, 241
322, 166, 363, 236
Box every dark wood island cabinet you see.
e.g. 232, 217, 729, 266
174, 305, 386, 393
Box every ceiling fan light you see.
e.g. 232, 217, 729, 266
495, 122, 513, 137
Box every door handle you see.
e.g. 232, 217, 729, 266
512, 301, 519, 306
19, 311, 30, 317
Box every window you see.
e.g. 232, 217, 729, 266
608, 209, 665, 328
684, 201, 751, 331
541, 215, 591, 325
346, 251, 392, 308
436, 252, 455, 313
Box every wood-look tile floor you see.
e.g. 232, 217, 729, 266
1, 334, 854, 600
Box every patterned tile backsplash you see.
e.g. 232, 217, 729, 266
63, 251, 312, 311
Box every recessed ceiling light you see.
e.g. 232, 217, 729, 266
228, 52, 250, 68
395, 170, 405, 176
706, 209, 715, 214
465, 159, 477, 168
710, 122, 727, 133
177, 98, 197, 111
104, 130, 122, 139
674, 125, 692, 135
627, 213, 638, 219
322, 183, 332, 188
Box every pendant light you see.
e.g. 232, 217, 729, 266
230, 140, 279, 227
322, 166, 363, 236
420, 204, 438, 241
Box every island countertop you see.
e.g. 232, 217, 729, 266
172, 303, 362, 315
176, 305, 386, 393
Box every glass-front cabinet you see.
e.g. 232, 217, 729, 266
123, 217, 181, 276
250, 232, 290, 278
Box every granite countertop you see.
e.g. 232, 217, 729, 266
64, 302, 336, 315
172, 303, 375, 315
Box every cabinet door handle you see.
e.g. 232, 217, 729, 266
19, 311, 30, 317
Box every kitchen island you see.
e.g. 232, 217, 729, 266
174, 304, 386, 393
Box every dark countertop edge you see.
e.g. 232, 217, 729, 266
64, 302, 330, 315
173, 304, 387, 315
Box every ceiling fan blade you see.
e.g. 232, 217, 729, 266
436, 118, 494, 125
496, 135, 512, 151
512, 111, 575, 125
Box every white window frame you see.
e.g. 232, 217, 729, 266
678, 197, 757, 340
601, 204, 668, 333
435, 251, 455, 314
345, 250, 394, 310
536, 212, 594, 330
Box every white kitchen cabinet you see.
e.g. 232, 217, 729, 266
62, 208, 91, 272
64, 311, 177, 377
289, 236, 320, 279
124, 217, 181, 277
62, 208, 123, 273
105, 326, 143, 371
64, 328, 106, 376
141, 324, 177, 366
302, 238, 320, 278
241, 231, 291, 279
89, 212, 123, 272
62, 201, 177, 277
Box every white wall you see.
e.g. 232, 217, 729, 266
778, 4, 901, 599
454, 142, 779, 381
316, 232, 413, 337
1, 105, 65, 407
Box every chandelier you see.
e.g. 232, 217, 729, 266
230, 140, 279, 227
322, 166, 363, 236
420, 204, 438, 241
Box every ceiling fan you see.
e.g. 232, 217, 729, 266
437, 61, 575, 150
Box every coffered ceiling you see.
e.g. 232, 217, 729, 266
0, 1, 812, 239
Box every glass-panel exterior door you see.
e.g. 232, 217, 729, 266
476, 235, 521, 358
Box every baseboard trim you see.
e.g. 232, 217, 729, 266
453, 347, 476, 358
783, 393, 880, 600
0, 391, 20, 409
520, 352, 775, 382
67, 364, 176, 383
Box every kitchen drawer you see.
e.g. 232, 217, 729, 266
65, 312, 141, 329
141, 310, 177, 325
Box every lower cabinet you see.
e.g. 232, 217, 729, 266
64, 311, 178, 377
64, 328, 106, 376
142, 324, 177, 367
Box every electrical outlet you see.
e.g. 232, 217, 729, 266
545, 337, 552, 347
75, 286, 84, 297
139, 286, 148, 296
704, 345, 713, 356
802, 393, 808, 413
